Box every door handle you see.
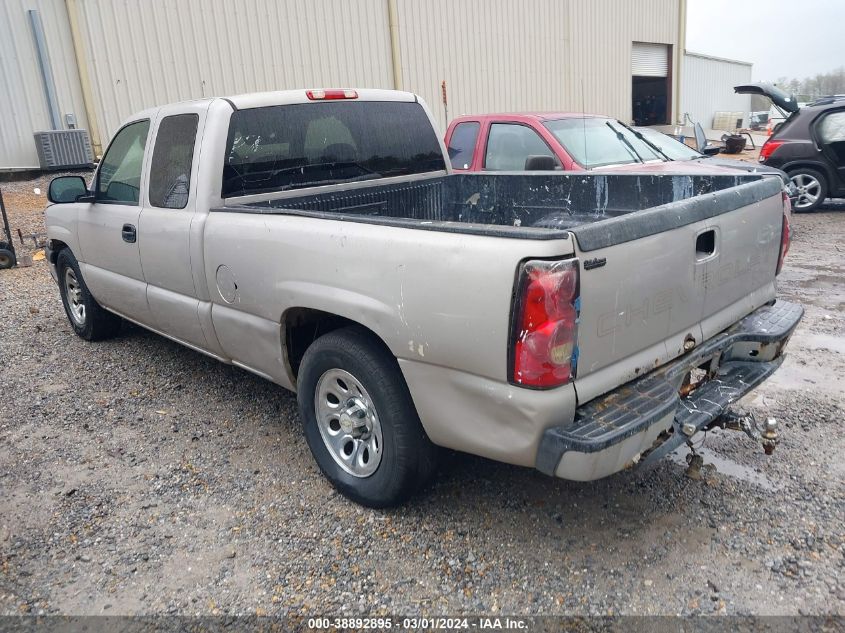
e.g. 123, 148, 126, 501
121, 224, 137, 243
695, 229, 716, 259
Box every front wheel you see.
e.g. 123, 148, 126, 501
789, 168, 827, 212
297, 326, 438, 507
56, 249, 122, 341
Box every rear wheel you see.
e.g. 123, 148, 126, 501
297, 326, 438, 507
57, 249, 122, 341
789, 168, 827, 212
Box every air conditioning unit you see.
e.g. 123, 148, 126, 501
33, 129, 94, 170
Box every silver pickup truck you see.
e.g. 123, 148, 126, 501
45, 89, 802, 507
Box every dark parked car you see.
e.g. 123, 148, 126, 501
736, 83, 845, 211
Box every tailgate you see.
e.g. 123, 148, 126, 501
569, 177, 785, 404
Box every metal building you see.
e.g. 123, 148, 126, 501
681, 51, 753, 130
1, 0, 90, 170
2, 0, 693, 170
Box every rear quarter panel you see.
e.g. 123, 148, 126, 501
202, 213, 578, 466
202, 212, 575, 382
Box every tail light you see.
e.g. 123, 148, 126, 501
511, 259, 580, 388
776, 193, 791, 275
306, 89, 358, 100
759, 139, 784, 162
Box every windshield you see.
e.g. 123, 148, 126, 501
223, 101, 446, 197
634, 127, 702, 160
543, 118, 662, 168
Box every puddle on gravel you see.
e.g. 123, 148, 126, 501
795, 274, 842, 288
670, 441, 780, 492
784, 270, 845, 309
752, 330, 845, 399
792, 332, 845, 355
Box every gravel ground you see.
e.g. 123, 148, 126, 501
0, 178, 843, 618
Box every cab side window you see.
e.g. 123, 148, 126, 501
149, 114, 199, 209
447, 121, 480, 169
97, 120, 150, 204
484, 123, 555, 171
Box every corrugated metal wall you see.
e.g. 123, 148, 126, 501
398, 0, 681, 131
71, 0, 394, 142
567, 0, 680, 123
0, 0, 89, 169
395, 0, 572, 130
681, 52, 752, 129
2, 0, 684, 169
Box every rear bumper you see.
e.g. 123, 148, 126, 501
536, 300, 804, 480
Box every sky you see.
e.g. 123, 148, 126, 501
686, 0, 845, 82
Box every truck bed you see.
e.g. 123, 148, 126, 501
220, 172, 781, 248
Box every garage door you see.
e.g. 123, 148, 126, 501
632, 42, 669, 77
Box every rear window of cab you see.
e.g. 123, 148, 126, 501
223, 101, 446, 197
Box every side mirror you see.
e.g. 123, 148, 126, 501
702, 146, 721, 156
48, 176, 91, 204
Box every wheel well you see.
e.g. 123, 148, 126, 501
784, 162, 833, 184
284, 308, 388, 380
48, 240, 69, 264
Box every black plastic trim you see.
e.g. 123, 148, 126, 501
214, 172, 780, 243
535, 300, 803, 476
569, 177, 782, 252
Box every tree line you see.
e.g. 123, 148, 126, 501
776, 67, 845, 102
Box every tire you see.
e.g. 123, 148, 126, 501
788, 168, 828, 212
56, 249, 122, 341
297, 325, 438, 507
0, 248, 15, 270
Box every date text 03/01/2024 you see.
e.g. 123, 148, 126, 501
306, 616, 528, 629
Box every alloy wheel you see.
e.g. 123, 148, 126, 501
64, 267, 86, 326
791, 173, 822, 210
314, 368, 384, 477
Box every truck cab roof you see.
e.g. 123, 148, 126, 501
120, 89, 421, 128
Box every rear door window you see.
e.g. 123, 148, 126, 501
484, 123, 555, 171
447, 121, 480, 169
818, 110, 845, 166
148, 114, 199, 209
818, 110, 845, 143
223, 101, 446, 197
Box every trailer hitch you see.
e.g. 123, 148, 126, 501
707, 409, 779, 455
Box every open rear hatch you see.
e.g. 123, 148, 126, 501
734, 82, 800, 114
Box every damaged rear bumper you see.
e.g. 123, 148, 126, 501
535, 300, 804, 480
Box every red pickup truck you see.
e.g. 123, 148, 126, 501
444, 112, 781, 177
